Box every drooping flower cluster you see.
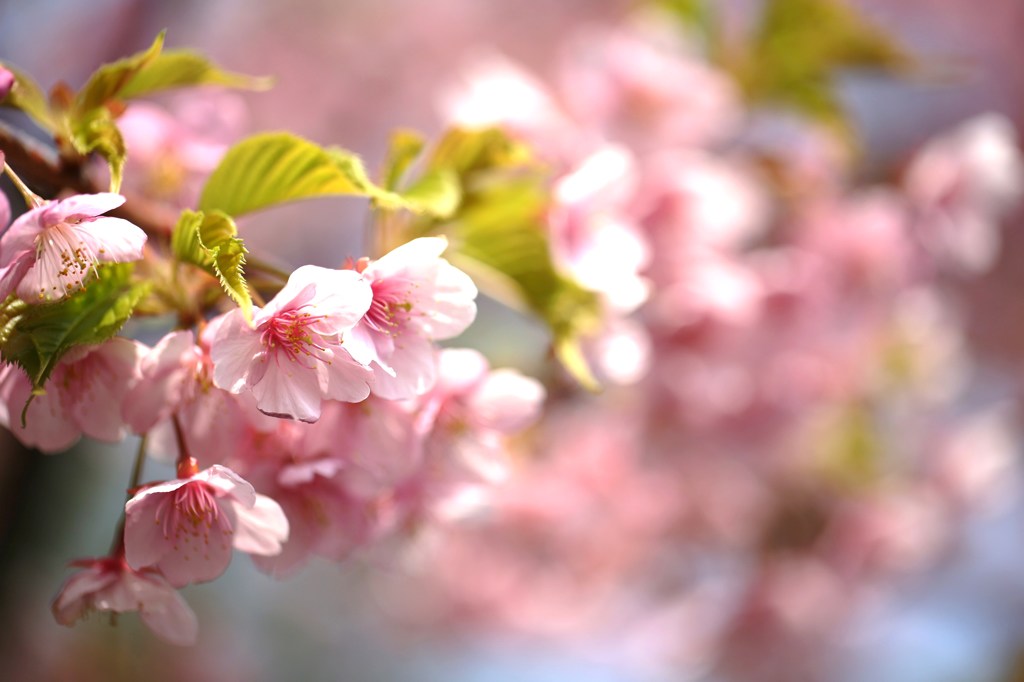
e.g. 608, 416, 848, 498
0, 181, 536, 644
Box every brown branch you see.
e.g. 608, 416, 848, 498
0, 118, 177, 237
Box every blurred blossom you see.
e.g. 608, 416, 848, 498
905, 113, 1024, 272
111, 92, 248, 210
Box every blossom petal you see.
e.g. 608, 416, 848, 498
133, 574, 199, 646
231, 494, 289, 556
74, 216, 147, 262
369, 334, 438, 400
209, 310, 265, 393
321, 348, 374, 403
122, 330, 198, 434
250, 356, 325, 422
49, 192, 126, 221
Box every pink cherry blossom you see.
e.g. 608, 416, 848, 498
0, 151, 8, 227
0, 193, 146, 301
904, 113, 1024, 272
113, 93, 245, 208
124, 464, 289, 587
345, 237, 478, 400
208, 265, 374, 422
122, 329, 276, 464
394, 348, 545, 522
51, 555, 198, 646
0, 67, 13, 101
0, 337, 144, 452
244, 452, 381, 578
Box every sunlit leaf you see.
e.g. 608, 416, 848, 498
382, 128, 426, 190
172, 209, 251, 321
73, 32, 165, 114
725, 0, 911, 141
118, 50, 273, 99
69, 109, 126, 192
199, 132, 455, 218
171, 209, 209, 268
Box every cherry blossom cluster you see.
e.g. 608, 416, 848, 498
0, 102, 544, 642
382, 19, 1024, 679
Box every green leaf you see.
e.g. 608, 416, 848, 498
69, 108, 126, 192
816, 402, 882, 490
0, 263, 148, 389
73, 31, 165, 114
171, 209, 209, 267
730, 0, 911, 141
198, 211, 251, 322
0, 61, 57, 132
382, 129, 426, 190
399, 168, 461, 219
655, 0, 718, 39
198, 132, 454, 218
451, 175, 602, 389
118, 50, 273, 99
172, 209, 252, 321
426, 127, 530, 176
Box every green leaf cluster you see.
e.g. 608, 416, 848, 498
0, 263, 148, 390
655, 0, 910, 144
1, 32, 270, 192
735, 0, 911, 140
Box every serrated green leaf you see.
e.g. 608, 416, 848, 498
118, 50, 272, 99
171, 209, 209, 268
0, 263, 147, 389
0, 61, 57, 132
174, 210, 252, 321
69, 109, 126, 192
198, 132, 453, 218
73, 31, 165, 114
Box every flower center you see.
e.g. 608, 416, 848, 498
33, 221, 99, 298
154, 482, 222, 537
364, 278, 413, 335
259, 305, 330, 365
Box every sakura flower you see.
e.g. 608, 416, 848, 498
0, 192, 146, 301
346, 237, 478, 400
0, 67, 13, 101
0, 152, 8, 228
51, 555, 197, 646
113, 93, 245, 208
124, 464, 289, 587
122, 329, 276, 463
395, 348, 545, 521
244, 453, 381, 578
0, 337, 144, 452
905, 113, 1024, 271
208, 265, 374, 422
